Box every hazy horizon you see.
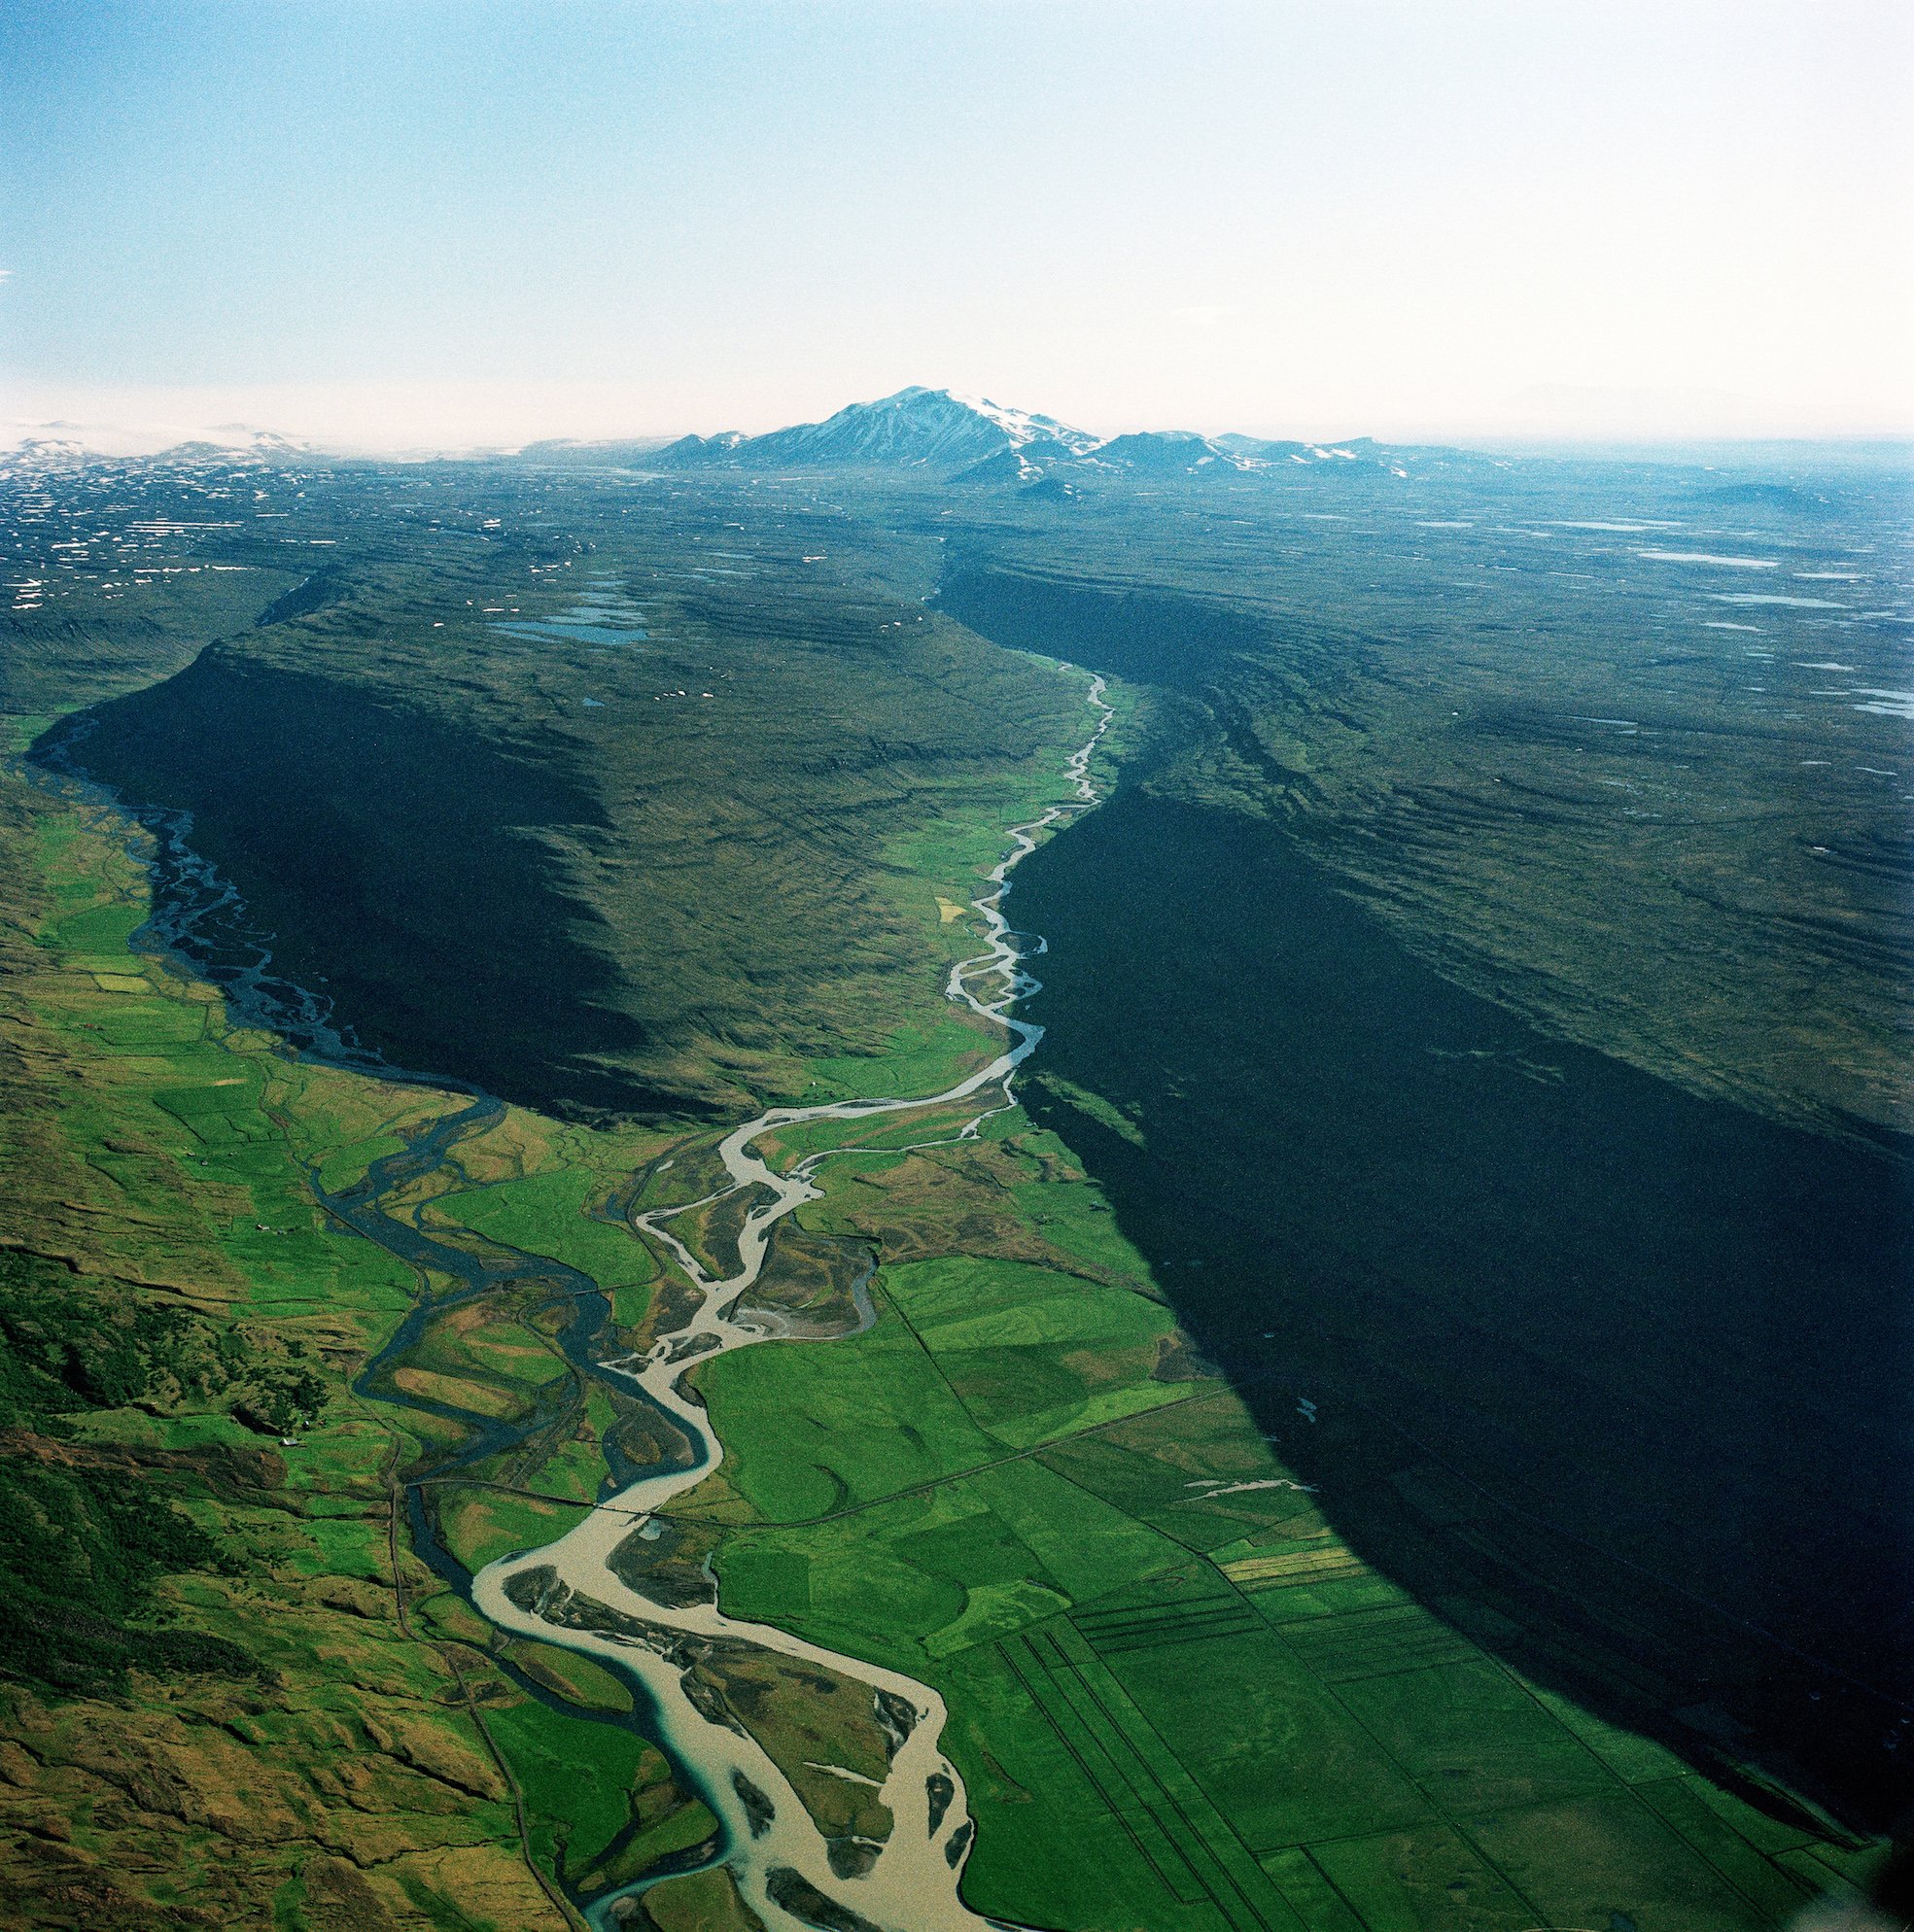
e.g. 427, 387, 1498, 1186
11, 384, 1914, 466
4, 0, 1910, 451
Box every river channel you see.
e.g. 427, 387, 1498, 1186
85, 668, 1114, 1932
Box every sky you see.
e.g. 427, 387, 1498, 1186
2, 0, 1910, 450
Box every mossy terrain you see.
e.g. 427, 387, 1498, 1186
932, 454, 1914, 1144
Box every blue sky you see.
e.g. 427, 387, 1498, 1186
2, 0, 1908, 447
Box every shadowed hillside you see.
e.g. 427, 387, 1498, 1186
936, 482, 1914, 1146
53, 498, 1084, 1121
935, 467, 1914, 1830
64, 648, 657, 1112
1013, 786, 1914, 1830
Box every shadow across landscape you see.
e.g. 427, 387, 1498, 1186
48, 646, 666, 1119
1011, 786, 1914, 1833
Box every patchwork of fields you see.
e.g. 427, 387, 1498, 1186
673, 1116, 1886, 1932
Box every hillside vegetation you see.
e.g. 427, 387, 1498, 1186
31, 462, 1084, 1121
932, 455, 1914, 1144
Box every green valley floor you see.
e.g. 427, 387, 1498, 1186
0, 714, 1887, 1932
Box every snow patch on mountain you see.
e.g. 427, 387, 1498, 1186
0, 420, 312, 468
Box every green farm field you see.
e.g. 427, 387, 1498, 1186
676, 1110, 1885, 1932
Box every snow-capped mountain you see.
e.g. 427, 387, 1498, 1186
619, 388, 1475, 487
156, 430, 312, 465
0, 421, 312, 470
3, 436, 104, 466
0, 390, 1495, 484
1080, 431, 1251, 478
1211, 433, 1502, 479
662, 387, 1101, 472
648, 430, 748, 466
519, 432, 679, 466
202, 423, 308, 454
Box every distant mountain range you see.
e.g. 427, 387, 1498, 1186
0, 422, 313, 472
3, 389, 1496, 485
524, 386, 1490, 487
